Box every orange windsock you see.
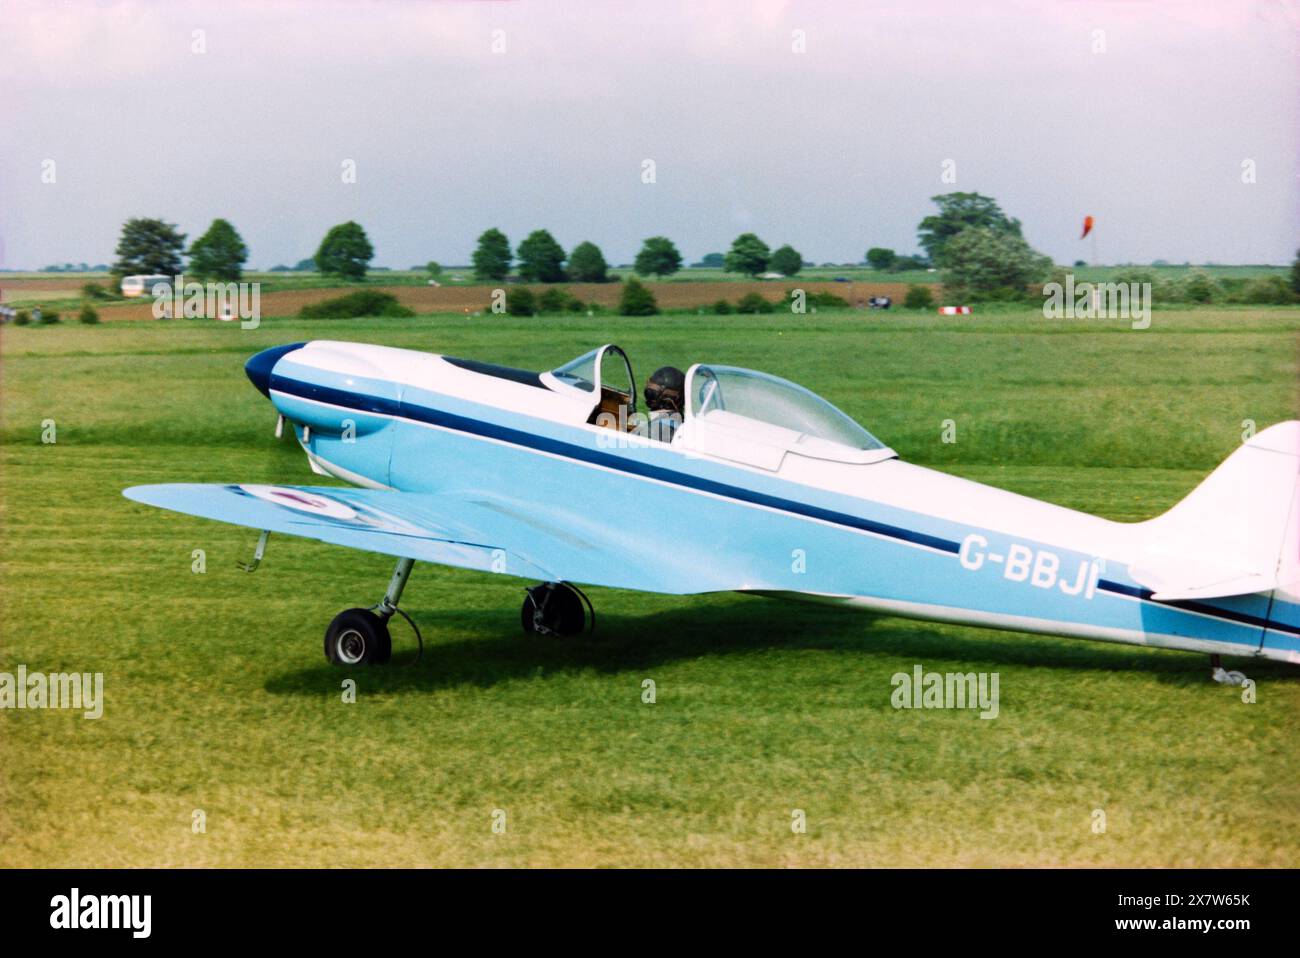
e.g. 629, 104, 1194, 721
1081, 215, 1094, 239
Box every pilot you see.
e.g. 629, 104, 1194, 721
639, 366, 685, 442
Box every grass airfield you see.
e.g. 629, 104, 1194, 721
1, 306, 1298, 867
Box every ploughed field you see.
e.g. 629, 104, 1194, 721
1, 306, 1297, 866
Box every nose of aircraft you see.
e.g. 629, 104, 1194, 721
244, 342, 306, 397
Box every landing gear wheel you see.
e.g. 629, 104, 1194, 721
1212, 667, 1249, 686
521, 582, 592, 637
1209, 654, 1248, 686
324, 608, 392, 665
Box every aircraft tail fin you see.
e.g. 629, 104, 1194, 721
1129, 421, 1300, 601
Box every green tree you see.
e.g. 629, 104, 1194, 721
517, 230, 567, 282
425, 261, 442, 280
865, 247, 896, 270
619, 276, 659, 316
506, 287, 537, 316
940, 227, 1051, 299
298, 290, 413, 319
567, 241, 609, 282
314, 221, 374, 280
634, 236, 682, 277
187, 218, 248, 282
537, 287, 586, 313
769, 244, 803, 276
903, 284, 934, 309
111, 217, 186, 280
1241, 275, 1294, 305
1290, 248, 1300, 296
697, 252, 725, 268
1182, 270, 1220, 304
917, 193, 1022, 266
293, 258, 316, 271
472, 228, 512, 281
724, 233, 770, 277
735, 292, 775, 314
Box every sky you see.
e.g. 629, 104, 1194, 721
2, 0, 1296, 270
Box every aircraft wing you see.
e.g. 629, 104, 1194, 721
123, 483, 749, 594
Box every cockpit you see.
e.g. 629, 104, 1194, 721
540, 345, 894, 468
541, 345, 639, 429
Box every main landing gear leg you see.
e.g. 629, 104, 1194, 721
1209, 653, 1248, 687
324, 557, 415, 666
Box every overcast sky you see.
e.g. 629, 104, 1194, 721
3, 0, 1296, 270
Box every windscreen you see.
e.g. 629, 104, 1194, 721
549, 349, 599, 392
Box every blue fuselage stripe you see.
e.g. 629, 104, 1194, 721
271, 373, 961, 554
269, 372, 1297, 640
1096, 579, 1292, 636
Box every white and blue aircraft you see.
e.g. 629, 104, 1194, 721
124, 340, 1300, 681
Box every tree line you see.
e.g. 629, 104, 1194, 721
105, 193, 1299, 302
109, 218, 370, 284
468, 229, 811, 282
102, 194, 1037, 288
106, 215, 822, 285
105, 198, 993, 287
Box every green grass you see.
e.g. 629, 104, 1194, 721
2, 307, 1298, 866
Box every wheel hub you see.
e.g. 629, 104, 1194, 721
336, 629, 366, 665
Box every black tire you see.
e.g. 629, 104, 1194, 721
324, 608, 392, 665
521, 582, 587, 636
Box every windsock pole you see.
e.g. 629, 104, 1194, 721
1091, 226, 1099, 311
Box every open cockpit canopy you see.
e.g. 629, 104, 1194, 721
540, 347, 891, 465
686, 364, 885, 453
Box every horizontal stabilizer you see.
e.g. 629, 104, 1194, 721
1129, 559, 1282, 602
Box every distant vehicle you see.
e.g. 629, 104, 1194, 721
833, 277, 851, 283
120, 274, 172, 298
868, 296, 892, 309
427, 280, 441, 287
758, 271, 786, 280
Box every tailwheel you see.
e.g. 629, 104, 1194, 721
324, 607, 393, 666
521, 581, 594, 637
1209, 653, 1248, 687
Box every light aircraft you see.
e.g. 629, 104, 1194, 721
124, 340, 1299, 682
